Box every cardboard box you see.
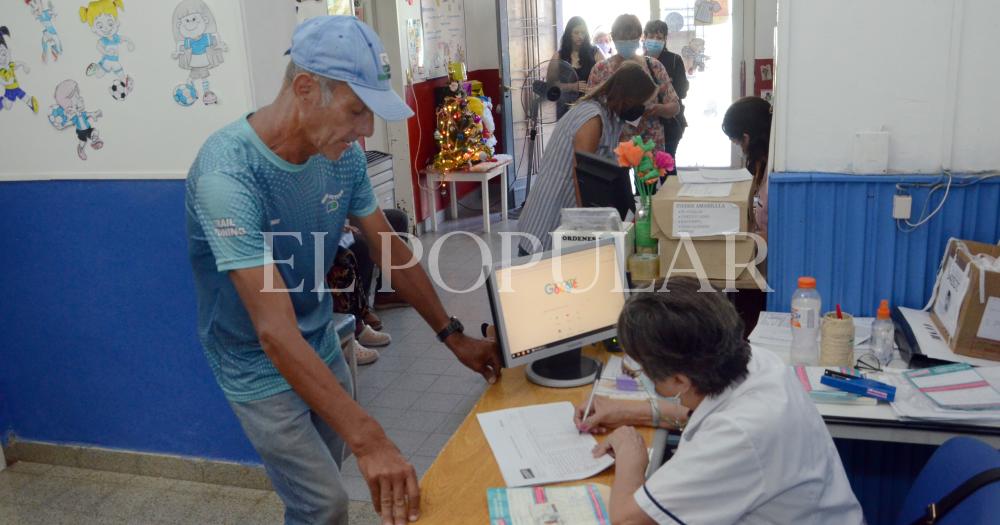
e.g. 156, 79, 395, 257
929, 239, 1000, 362
551, 222, 634, 272
651, 177, 762, 285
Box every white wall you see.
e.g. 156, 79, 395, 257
464, 1, 499, 71
244, 0, 298, 108
754, 0, 776, 58
774, 0, 1000, 174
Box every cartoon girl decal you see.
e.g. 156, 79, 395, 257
0, 26, 40, 114
48, 79, 103, 160
25, 0, 63, 63
170, 0, 227, 106
80, 0, 134, 97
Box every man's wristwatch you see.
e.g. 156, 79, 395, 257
436, 316, 464, 343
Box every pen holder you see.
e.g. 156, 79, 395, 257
820, 312, 855, 367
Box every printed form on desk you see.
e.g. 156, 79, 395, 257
477, 402, 615, 487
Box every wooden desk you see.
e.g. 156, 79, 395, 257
425, 157, 511, 234
417, 346, 657, 524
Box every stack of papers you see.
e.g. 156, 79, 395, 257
750, 312, 874, 350
487, 484, 610, 525
904, 364, 1000, 410
477, 402, 615, 487
881, 366, 1000, 424
677, 168, 753, 184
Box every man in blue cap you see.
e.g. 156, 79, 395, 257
185, 16, 501, 525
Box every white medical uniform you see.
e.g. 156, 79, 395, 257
634, 347, 864, 524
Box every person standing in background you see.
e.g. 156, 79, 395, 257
550, 16, 605, 119
643, 20, 687, 176
588, 14, 679, 154
593, 29, 614, 57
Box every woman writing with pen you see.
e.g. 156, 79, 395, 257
575, 278, 863, 524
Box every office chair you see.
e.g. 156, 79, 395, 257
895, 436, 1000, 525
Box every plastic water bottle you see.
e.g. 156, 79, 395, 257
871, 300, 895, 366
790, 276, 822, 365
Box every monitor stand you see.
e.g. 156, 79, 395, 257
525, 348, 600, 388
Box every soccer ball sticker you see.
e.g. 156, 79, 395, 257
173, 82, 197, 107
108, 76, 133, 101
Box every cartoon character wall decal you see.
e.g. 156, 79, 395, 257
25, 0, 63, 63
170, 0, 227, 107
80, 0, 135, 101
0, 26, 40, 114
48, 79, 104, 160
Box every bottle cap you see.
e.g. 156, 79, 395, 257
877, 299, 890, 320
797, 276, 816, 289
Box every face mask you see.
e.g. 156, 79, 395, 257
596, 42, 612, 55
614, 39, 640, 58
620, 105, 645, 124
643, 40, 665, 56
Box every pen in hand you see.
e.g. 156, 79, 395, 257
579, 361, 604, 434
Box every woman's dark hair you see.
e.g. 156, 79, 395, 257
617, 277, 751, 396
610, 14, 642, 41
558, 17, 597, 73
722, 96, 772, 178
643, 19, 669, 38
581, 61, 655, 117
0, 26, 10, 48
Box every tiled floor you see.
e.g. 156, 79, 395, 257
341, 211, 514, 502
0, 461, 379, 525
1, 211, 514, 524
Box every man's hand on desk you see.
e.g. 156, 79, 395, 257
592, 426, 649, 474
445, 331, 502, 384
354, 436, 420, 525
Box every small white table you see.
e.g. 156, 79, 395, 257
425, 156, 511, 234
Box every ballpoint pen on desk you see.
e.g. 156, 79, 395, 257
579, 362, 604, 433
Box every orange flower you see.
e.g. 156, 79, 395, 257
615, 141, 644, 167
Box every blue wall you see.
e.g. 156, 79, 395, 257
0, 181, 259, 463
767, 173, 1000, 316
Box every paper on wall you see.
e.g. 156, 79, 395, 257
932, 256, 970, 338
978, 296, 1000, 342
677, 183, 733, 198
672, 202, 740, 237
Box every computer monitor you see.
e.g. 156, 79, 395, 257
574, 151, 636, 221
485, 238, 628, 388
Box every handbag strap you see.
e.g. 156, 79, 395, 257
912, 467, 1000, 525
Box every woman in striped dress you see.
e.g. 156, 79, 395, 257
517, 61, 657, 255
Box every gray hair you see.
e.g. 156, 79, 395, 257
284, 61, 340, 105
617, 277, 751, 396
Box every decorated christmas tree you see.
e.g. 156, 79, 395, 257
432, 84, 494, 172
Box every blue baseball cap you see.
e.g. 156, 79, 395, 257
287, 16, 413, 121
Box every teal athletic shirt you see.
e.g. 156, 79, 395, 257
185, 114, 378, 402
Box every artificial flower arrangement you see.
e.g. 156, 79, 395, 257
613, 136, 675, 198
613, 136, 675, 248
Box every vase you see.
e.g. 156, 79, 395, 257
635, 195, 657, 249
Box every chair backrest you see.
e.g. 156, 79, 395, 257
896, 436, 1000, 525
331, 313, 356, 343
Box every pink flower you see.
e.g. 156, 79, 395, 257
654, 151, 675, 172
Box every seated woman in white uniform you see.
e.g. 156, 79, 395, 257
581, 277, 864, 524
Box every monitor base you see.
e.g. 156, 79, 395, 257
525, 349, 600, 388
